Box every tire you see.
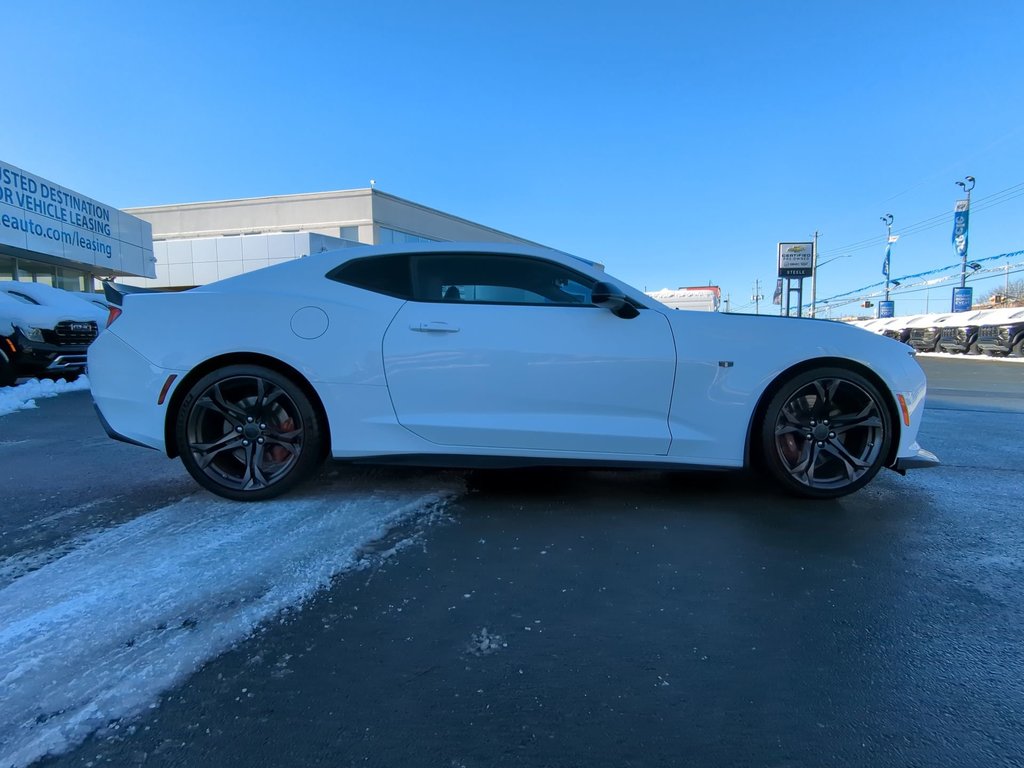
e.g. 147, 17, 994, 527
43, 372, 80, 383
761, 367, 893, 499
175, 365, 323, 501
1013, 339, 1024, 358
0, 354, 15, 388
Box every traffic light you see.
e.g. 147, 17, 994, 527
861, 301, 874, 308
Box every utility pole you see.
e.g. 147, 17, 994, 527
752, 280, 764, 315
723, 293, 730, 313
956, 176, 975, 288
809, 230, 820, 317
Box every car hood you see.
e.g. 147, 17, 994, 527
661, 310, 919, 384
0, 293, 103, 337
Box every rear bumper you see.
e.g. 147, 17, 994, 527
92, 401, 158, 450
88, 331, 183, 452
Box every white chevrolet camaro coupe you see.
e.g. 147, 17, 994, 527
89, 243, 938, 501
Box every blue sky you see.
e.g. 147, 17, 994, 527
4, 1, 1023, 314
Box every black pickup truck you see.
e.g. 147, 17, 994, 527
0, 282, 105, 386
937, 310, 989, 354
976, 308, 1024, 357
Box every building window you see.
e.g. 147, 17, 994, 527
17, 259, 55, 286
55, 268, 88, 292
1, 257, 90, 291
378, 227, 435, 245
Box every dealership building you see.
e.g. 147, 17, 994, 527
121, 188, 543, 290
0, 161, 155, 291
1, 159, 541, 294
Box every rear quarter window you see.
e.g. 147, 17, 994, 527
327, 254, 413, 299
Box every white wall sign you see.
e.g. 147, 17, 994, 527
0, 160, 155, 277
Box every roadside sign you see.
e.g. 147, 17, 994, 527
951, 286, 973, 312
777, 242, 813, 278
878, 300, 894, 318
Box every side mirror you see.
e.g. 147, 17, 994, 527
592, 281, 639, 319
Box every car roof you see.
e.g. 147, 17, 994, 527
192, 242, 616, 296
315, 241, 602, 269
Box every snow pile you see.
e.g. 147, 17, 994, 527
0, 376, 91, 417
0, 475, 462, 768
468, 627, 506, 655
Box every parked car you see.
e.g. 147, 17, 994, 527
860, 315, 923, 345
906, 314, 958, 353
937, 309, 991, 354
976, 307, 1024, 357
886, 315, 926, 344
89, 243, 938, 502
0, 281, 106, 386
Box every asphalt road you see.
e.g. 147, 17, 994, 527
2, 356, 1022, 768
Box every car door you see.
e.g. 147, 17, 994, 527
381, 252, 676, 455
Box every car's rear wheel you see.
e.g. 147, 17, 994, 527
761, 367, 893, 499
176, 365, 323, 501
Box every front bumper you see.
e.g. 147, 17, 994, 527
976, 342, 1013, 354
892, 446, 940, 473
13, 336, 90, 377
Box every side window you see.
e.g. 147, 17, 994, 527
412, 254, 595, 306
327, 254, 413, 299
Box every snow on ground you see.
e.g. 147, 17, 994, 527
0, 376, 91, 418
917, 352, 1024, 362
0, 476, 462, 768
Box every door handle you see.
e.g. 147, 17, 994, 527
411, 322, 460, 333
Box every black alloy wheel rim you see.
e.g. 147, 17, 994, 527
186, 376, 304, 492
773, 377, 885, 490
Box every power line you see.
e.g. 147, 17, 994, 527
817, 181, 1024, 258
818, 266, 1024, 311
811, 248, 1024, 308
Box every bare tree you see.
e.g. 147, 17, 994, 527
980, 278, 1024, 306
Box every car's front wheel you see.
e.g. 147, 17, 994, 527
176, 365, 323, 501
761, 368, 893, 499
0, 353, 15, 388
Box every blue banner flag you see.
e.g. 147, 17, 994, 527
882, 242, 890, 277
953, 200, 969, 258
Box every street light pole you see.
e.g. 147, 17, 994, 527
810, 251, 851, 317
956, 175, 975, 288
881, 213, 894, 303
810, 231, 819, 318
